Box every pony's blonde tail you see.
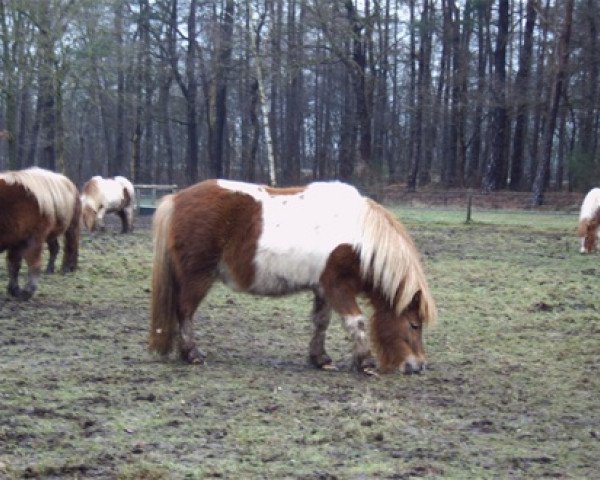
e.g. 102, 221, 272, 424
149, 195, 178, 355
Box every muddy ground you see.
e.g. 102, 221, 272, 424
0, 208, 598, 479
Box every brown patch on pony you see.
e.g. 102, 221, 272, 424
171, 180, 263, 290
319, 244, 363, 315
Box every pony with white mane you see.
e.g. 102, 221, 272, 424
149, 179, 437, 374
81, 175, 135, 233
577, 187, 600, 254
0, 167, 80, 299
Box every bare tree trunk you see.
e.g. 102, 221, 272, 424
345, 0, 373, 183
37, 2, 56, 171
531, 0, 574, 205
510, 0, 537, 190
207, 0, 235, 179
248, 1, 276, 185
468, 1, 489, 186
482, 0, 509, 192
0, 0, 19, 169
112, 2, 125, 176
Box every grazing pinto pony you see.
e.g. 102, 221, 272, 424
577, 187, 600, 254
81, 175, 135, 233
149, 180, 437, 374
0, 167, 80, 300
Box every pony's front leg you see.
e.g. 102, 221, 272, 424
341, 312, 376, 372
309, 293, 335, 369
96, 208, 107, 232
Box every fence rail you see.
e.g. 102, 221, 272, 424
134, 184, 178, 215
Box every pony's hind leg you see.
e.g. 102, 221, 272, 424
45, 237, 59, 273
176, 277, 214, 364
117, 210, 128, 233
309, 292, 334, 369
6, 248, 23, 298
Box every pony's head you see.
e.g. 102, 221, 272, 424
369, 289, 434, 374
80, 179, 102, 232
81, 200, 98, 232
578, 207, 600, 254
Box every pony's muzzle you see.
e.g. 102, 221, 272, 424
401, 356, 426, 375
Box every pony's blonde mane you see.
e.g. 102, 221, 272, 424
0, 167, 77, 226
359, 199, 437, 325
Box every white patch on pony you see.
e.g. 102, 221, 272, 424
217, 180, 368, 294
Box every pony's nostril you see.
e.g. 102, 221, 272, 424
403, 363, 414, 375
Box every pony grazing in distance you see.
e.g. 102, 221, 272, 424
577, 187, 600, 254
149, 179, 437, 374
81, 175, 135, 233
0, 167, 81, 300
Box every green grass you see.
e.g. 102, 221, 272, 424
0, 209, 598, 479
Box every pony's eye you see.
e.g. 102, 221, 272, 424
410, 322, 421, 330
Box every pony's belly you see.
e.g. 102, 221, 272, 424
248, 250, 325, 295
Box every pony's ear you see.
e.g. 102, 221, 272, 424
409, 289, 422, 311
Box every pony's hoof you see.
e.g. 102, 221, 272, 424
18, 289, 34, 301
7, 285, 32, 300
182, 347, 205, 365
354, 355, 377, 373
321, 363, 338, 372
310, 353, 333, 370
7, 285, 21, 298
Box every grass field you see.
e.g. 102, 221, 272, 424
0, 207, 598, 479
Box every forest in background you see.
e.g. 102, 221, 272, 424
0, 0, 598, 204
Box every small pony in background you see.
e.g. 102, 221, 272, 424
577, 187, 600, 254
149, 179, 437, 375
81, 175, 135, 233
0, 167, 81, 300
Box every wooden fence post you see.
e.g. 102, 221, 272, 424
466, 194, 473, 223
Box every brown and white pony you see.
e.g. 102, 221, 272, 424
149, 179, 437, 374
0, 167, 81, 300
81, 175, 135, 233
577, 187, 600, 254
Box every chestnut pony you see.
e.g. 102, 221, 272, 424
577, 187, 600, 254
149, 180, 437, 374
0, 167, 80, 300
81, 175, 135, 233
